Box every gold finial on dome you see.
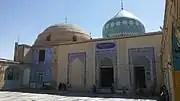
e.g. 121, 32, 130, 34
121, 0, 124, 10
65, 17, 68, 23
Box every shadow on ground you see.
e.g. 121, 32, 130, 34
1, 88, 158, 100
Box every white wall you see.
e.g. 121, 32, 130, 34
23, 68, 30, 86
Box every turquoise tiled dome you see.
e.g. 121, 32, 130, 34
103, 10, 145, 38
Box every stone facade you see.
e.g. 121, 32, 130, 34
13, 23, 91, 88
56, 32, 163, 92
12, 22, 164, 95
13, 30, 163, 94
0, 59, 30, 90
162, 0, 180, 101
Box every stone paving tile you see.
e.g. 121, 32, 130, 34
0, 91, 157, 101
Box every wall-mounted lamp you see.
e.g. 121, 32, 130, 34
167, 61, 171, 66
167, 61, 172, 69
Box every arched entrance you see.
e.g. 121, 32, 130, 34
69, 58, 85, 88
132, 56, 151, 90
67, 52, 86, 89
99, 57, 114, 87
4, 66, 21, 90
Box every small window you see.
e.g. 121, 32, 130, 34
39, 50, 45, 62
73, 36, 77, 41
46, 35, 51, 41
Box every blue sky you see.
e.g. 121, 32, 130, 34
0, 0, 165, 59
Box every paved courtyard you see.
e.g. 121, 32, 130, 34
0, 91, 158, 101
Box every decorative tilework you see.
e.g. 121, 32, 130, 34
116, 21, 121, 26
129, 20, 134, 25
172, 23, 180, 71
95, 42, 117, 87
103, 17, 145, 38
31, 48, 53, 85
128, 47, 156, 88
111, 22, 115, 27
67, 52, 86, 87
106, 24, 109, 28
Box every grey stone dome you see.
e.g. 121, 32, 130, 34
34, 23, 91, 45
44, 23, 89, 35
103, 10, 146, 38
